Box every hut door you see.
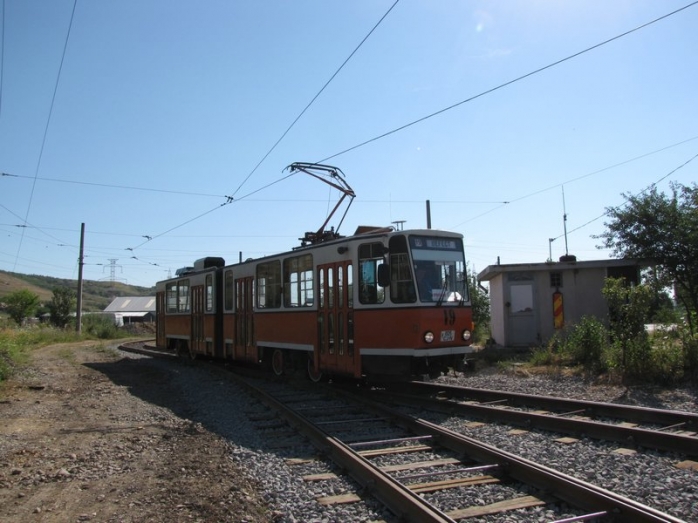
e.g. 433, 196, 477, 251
506, 281, 537, 346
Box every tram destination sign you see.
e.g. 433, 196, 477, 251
410, 236, 460, 251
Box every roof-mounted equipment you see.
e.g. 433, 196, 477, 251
286, 162, 356, 246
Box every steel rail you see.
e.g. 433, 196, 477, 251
402, 381, 698, 428
228, 374, 458, 523
119, 342, 686, 521
332, 386, 687, 523
372, 388, 698, 457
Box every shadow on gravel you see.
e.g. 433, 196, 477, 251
83, 355, 275, 451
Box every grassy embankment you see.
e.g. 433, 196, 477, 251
0, 317, 134, 384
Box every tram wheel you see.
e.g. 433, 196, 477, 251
307, 359, 323, 383
175, 340, 197, 362
271, 349, 284, 376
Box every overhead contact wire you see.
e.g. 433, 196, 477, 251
230, 0, 401, 198
129, 2, 402, 252
553, 151, 698, 240
127, 172, 296, 251
13, 0, 78, 270
319, 1, 698, 163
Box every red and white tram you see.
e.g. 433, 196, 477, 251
155, 226, 475, 380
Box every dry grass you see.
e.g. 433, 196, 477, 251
0, 272, 52, 302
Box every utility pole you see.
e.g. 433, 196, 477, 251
76, 223, 85, 334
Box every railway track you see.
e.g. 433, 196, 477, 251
368, 381, 698, 457
118, 341, 688, 522
236, 378, 687, 521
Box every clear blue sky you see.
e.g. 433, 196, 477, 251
1, 0, 696, 288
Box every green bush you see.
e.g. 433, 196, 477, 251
530, 318, 610, 372
529, 345, 557, 366
680, 328, 698, 383
81, 315, 121, 339
563, 316, 608, 372
528, 332, 565, 366
603, 278, 653, 382
647, 336, 684, 385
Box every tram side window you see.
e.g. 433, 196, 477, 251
257, 261, 281, 308
347, 264, 353, 308
205, 274, 213, 311
283, 254, 314, 307
224, 270, 234, 311
389, 235, 416, 303
358, 242, 385, 304
178, 279, 190, 312
166, 282, 177, 313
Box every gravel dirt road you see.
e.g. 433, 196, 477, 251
0, 340, 270, 523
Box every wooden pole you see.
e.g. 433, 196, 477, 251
76, 223, 85, 334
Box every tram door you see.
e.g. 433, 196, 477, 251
317, 262, 355, 376
191, 286, 205, 355
234, 277, 255, 362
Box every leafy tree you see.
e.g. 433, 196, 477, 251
597, 182, 698, 333
4, 289, 41, 326
467, 270, 490, 342
602, 277, 652, 381
48, 286, 76, 328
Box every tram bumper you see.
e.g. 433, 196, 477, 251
360, 346, 474, 379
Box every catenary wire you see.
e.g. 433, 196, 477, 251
0, 202, 68, 244
126, 171, 297, 251
1, 171, 508, 204
1, 172, 228, 199
230, 0, 401, 199
13, 0, 77, 271
317, 1, 698, 164
12, 2, 693, 258
114, 1, 402, 253
6, 3, 696, 278
552, 151, 698, 240
449, 134, 698, 229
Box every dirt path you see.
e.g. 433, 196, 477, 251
0, 341, 270, 523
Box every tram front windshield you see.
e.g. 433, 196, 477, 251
410, 235, 468, 304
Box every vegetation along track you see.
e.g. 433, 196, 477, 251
369, 381, 698, 457
120, 341, 688, 522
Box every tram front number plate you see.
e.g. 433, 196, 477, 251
440, 330, 455, 342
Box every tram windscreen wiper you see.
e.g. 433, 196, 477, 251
435, 280, 449, 307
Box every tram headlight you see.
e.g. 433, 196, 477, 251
423, 331, 435, 343
462, 329, 472, 341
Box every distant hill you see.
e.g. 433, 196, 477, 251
0, 270, 155, 312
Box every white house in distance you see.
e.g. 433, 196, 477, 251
104, 296, 156, 326
477, 257, 645, 348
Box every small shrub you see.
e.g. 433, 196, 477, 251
529, 346, 556, 366
603, 278, 653, 383
680, 329, 698, 383
562, 316, 608, 372
81, 315, 121, 339
620, 333, 653, 382
647, 338, 684, 385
